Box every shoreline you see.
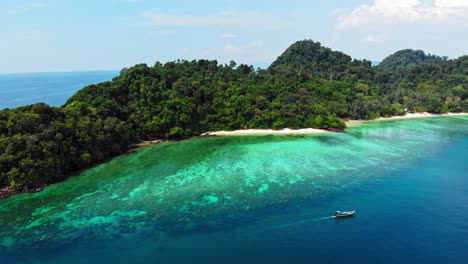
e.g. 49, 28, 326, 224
346, 112, 468, 126
200, 112, 468, 137
130, 139, 167, 147
131, 112, 468, 141
200, 128, 330, 136
1, 112, 466, 200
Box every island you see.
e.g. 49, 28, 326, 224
1, 39, 467, 198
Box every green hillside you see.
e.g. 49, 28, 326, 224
379, 49, 446, 71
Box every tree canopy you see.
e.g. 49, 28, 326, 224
378, 49, 447, 71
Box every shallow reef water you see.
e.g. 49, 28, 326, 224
1, 116, 467, 263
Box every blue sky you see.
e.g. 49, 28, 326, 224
1, 0, 468, 73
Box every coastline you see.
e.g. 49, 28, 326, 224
130, 139, 167, 147
200, 128, 330, 136
200, 112, 468, 136
1, 112, 467, 200
346, 112, 468, 126
125, 112, 468, 143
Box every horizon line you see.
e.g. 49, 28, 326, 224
0, 69, 121, 75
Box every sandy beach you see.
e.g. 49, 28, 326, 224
346, 112, 468, 126
134, 112, 467, 140
202, 112, 468, 136
130, 139, 167, 147
201, 128, 329, 136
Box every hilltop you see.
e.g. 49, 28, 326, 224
379, 49, 447, 71
269, 40, 372, 80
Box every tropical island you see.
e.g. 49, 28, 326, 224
1, 39, 467, 198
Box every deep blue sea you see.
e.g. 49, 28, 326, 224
0, 71, 118, 110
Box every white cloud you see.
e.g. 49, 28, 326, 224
4, 2, 49, 15
435, 0, 468, 7
220, 33, 238, 40
222, 44, 244, 55
362, 34, 387, 43
329, 8, 347, 16
146, 30, 175, 37
180, 48, 191, 54
336, 0, 468, 30
142, 10, 294, 30
250, 41, 264, 48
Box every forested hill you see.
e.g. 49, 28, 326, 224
268, 40, 373, 80
1, 39, 467, 195
378, 49, 447, 71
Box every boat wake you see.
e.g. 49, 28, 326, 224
275, 216, 335, 229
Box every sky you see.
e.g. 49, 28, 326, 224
1, 0, 468, 73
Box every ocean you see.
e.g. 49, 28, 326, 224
0, 116, 467, 263
0, 71, 119, 110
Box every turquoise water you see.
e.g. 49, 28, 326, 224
0, 117, 467, 263
0, 71, 118, 110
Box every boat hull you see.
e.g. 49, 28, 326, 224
335, 210, 356, 218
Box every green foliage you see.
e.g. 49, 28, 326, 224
268, 39, 371, 80
444, 56, 468, 75
1, 40, 467, 192
379, 49, 446, 71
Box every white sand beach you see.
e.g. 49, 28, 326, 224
201, 128, 329, 136
137, 112, 467, 140
346, 112, 468, 126
202, 113, 468, 135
